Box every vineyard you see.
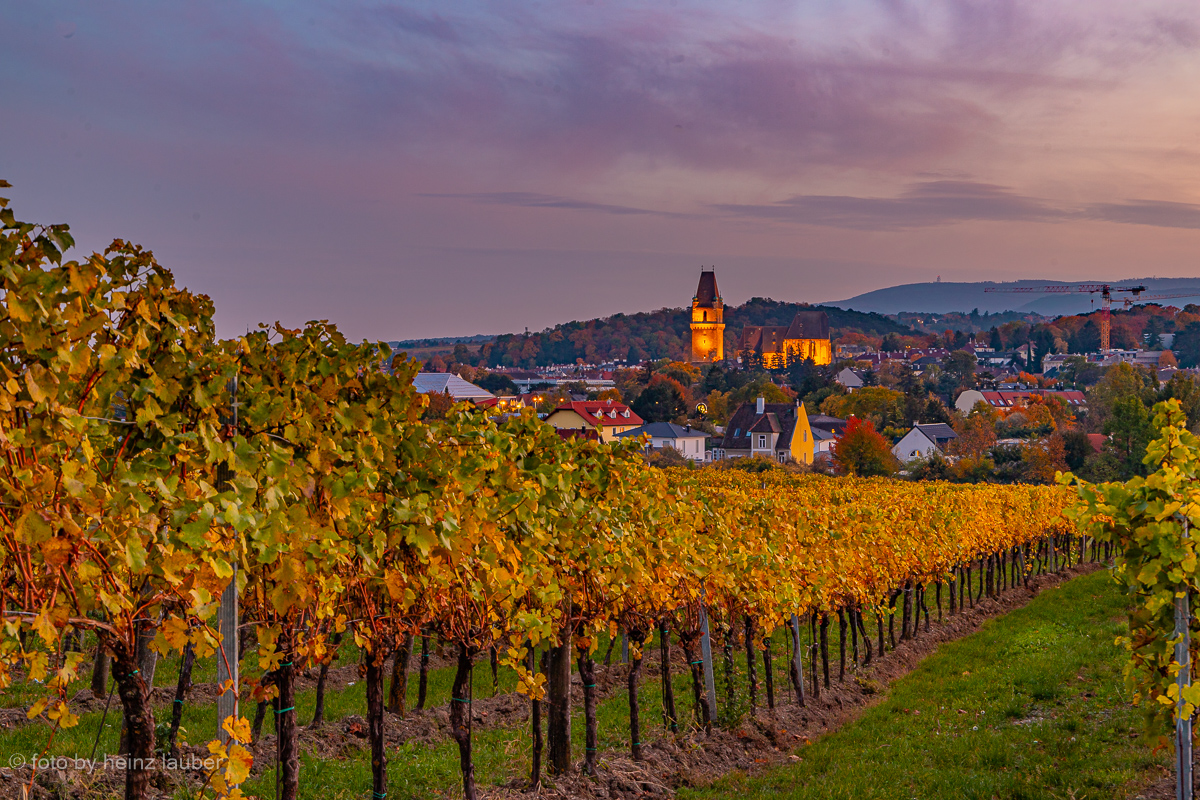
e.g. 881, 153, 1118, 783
0, 189, 1097, 800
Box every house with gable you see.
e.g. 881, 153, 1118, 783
835, 367, 865, 391
616, 422, 710, 462
891, 423, 959, 464
544, 400, 643, 443
715, 397, 816, 465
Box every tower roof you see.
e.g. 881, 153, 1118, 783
694, 270, 720, 306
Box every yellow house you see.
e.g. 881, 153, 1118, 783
715, 397, 815, 464
544, 400, 644, 443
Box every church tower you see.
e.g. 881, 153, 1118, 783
690, 269, 725, 363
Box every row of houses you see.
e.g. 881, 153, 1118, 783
546, 397, 853, 465
411, 372, 853, 465
542, 396, 959, 468
412, 371, 1090, 469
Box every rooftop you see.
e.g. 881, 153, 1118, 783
412, 372, 496, 402
616, 422, 710, 440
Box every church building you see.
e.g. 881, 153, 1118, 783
739, 309, 832, 368
689, 269, 725, 363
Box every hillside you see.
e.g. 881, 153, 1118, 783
469, 298, 911, 368
834, 278, 1200, 316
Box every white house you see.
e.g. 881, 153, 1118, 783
891, 423, 958, 464
835, 367, 865, 391
812, 427, 838, 459
616, 422, 710, 462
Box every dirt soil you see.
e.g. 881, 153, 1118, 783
1128, 760, 1197, 798
0, 562, 1105, 799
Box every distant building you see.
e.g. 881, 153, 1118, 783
739, 310, 832, 368
806, 413, 847, 463
412, 373, 496, 404
811, 427, 838, 459
835, 367, 865, 391
544, 400, 643, 443
892, 423, 959, 464
954, 389, 1087, 415
690, 270, 725, 363
835, 343, 873, 358
856, 351, 911, 368
616, 422, 710, 462
716, 397, 816, 464
1041, 350, 1168, 375
808, 414, 849, 437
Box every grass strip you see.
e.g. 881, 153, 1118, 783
680, 568, 1165, 800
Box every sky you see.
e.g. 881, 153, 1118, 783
3, 1, 1200, 341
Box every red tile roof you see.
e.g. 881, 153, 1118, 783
979, 390, 1086, 407
553, 401, 643, 428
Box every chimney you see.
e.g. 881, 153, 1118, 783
756, 396, 765, 415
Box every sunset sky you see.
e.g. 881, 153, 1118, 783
3, 1, 1200, 340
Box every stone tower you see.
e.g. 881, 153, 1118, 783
690, 269, 725, 363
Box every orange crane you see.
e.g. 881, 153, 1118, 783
983, 284, 1147, 351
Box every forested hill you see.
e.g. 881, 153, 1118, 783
474, 298, 911, 367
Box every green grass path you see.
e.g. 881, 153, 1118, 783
681, 569, 1165, 800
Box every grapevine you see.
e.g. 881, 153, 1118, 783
0, 191, 1082, 800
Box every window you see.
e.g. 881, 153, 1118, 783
757, 435, 766, 448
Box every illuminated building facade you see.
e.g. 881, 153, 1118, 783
690, 269, 725, 363
739, 309, 832, 368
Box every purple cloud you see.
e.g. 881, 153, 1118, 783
420, 192, 696, 219
4, 1, 1200, 342
715, 184, 1200, 231
1084, 200, 1200, 229
714, 180, 1066, 229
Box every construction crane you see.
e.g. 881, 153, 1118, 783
1120, 290, 1200, 309
983, 284, 1148, 351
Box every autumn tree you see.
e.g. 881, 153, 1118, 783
831, 417, 899, 477
657, 360, 700, 388
632, 374, 689, 422
951, 410, 998, 460
1021, 435, 1068, 484
1088, 362, 1157, 430
1104, 395, 1155, 479
821, 386, 906, 430
1158, 371, 1200, 430
1174, 319, 1200, 368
